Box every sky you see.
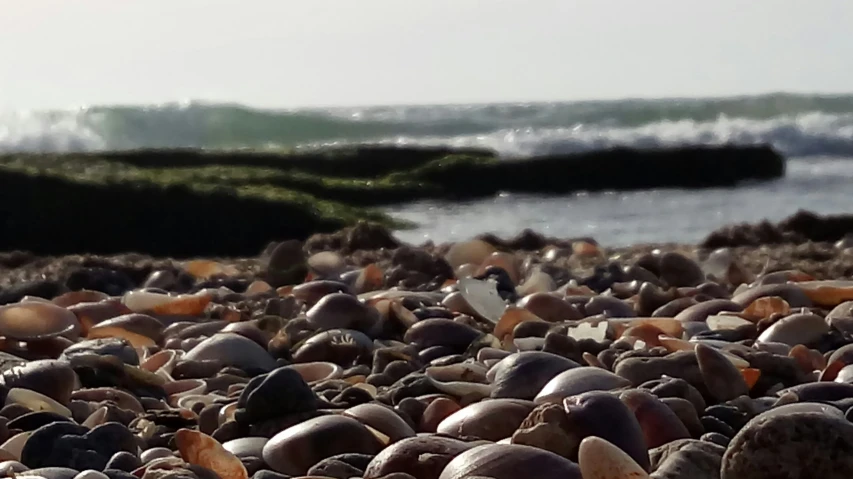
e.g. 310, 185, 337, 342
2, 0, 853, 109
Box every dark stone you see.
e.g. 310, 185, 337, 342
106, 451, 143, 472
59, 338, 140, 366
68, 355, 166, 400
6, 411, 73, 431
235, 366, 319, 425
659, 252, 705, 287
65, 267, 135, 296
261, 240, 307, 288
252, 470, 293, 479
704, 209, 853, 248
103, 470, 139, 479
391, 247, 454, 283
21, 421, 137, 471
0, 280, 64, 305
722, 410, 853, 479
700, 415, 735, 438
307, 453, 374, 479
0, 359, 78, 405
650, 439, 724, 479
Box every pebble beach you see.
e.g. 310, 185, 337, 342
2, 218, 853, 479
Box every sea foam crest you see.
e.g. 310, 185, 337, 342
1, 95, 852, 158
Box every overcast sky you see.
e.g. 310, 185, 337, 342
2, 0, 852, 109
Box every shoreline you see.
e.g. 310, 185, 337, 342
0, 145, 784, 257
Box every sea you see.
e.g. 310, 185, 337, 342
3, 92, 853, 247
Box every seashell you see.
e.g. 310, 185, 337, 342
741, 296, 791, 322
0, 431, 31, 461
494, 306, 546, 344
426, 376, 494, 400
516, 268, 556, 296
175, 428, 248, 479
478, 347, 512, 363
289, 362, 343, 384
184, 259, 238, 279
52, 290, 109, 308
437, 399, 536, 442
165, 379, 207, 406
567, 321, 608, 342
87, 313, 164, 348
578, 436, 650, 479
426, 362, 489, 384
352, 382, 378, 398
71, 387, 145, 413
707, 314, 753, 330
75, 469, 110, 479
445, 240, 497, 270
217, 402, 238, 426
344, 403, 416, 444
140, 349, 179, 374
82, 406, 109, 428
0, 302, 81, 341
458, 278, 507, 323
307, 251, 347, 277
438, 443, 582, 479
535, 367, 631, 404
5, 388, 72, 417
757, 312, 829, 346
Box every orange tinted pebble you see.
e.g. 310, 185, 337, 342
572, 241, 601, 257
355, 264, 384, 294
798, 281, 853, 307
151, 294, 211, 316
185, 260, 237, 279
742, 296, 791, 322
175, 428, 248, 479
420, 397, 461, 433
820, 360, 846, 382
741, 368, 761, 389
494, 306, 545, 344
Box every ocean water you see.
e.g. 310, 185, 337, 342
3, 92, 853, 246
